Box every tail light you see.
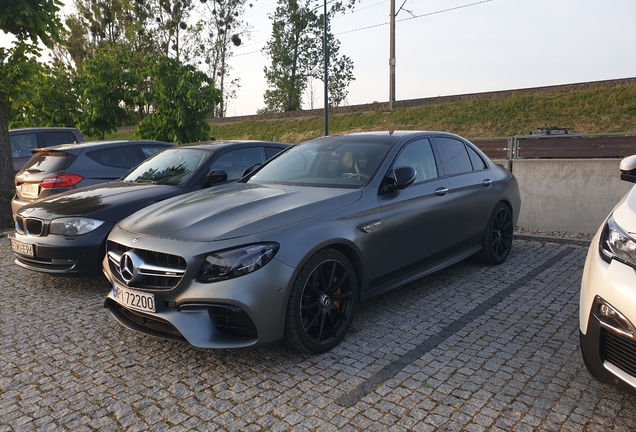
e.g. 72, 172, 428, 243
40, 174, 84, 189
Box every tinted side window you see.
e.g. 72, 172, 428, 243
211, 147, 266, 180
393, 138, 438, 183
435, 137, 473, 176
467, 145, 487, 170
140, 144, 169, 158
11, 133, 38, 158
88, 146, 141, 168
44, 132, 75, 146
265, 147, 285, 159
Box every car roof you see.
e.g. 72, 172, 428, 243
175, 140, 290, 151
302, 131, 466, 144
10, 127, 80, 133
34, 140, 173, 152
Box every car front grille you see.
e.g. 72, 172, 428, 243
602, 329, 636, 378
107, 240, 187, 289
15, 216, 44, 236
207, 304, 258, 340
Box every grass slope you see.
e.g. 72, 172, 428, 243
109, 83, 636, 144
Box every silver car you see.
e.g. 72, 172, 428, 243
103, 131, 521, 353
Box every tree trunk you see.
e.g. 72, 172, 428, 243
0, 99, 15, 228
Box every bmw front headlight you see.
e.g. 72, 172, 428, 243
600, 215, 636, 268
49, 217, 105, 236
198, 243, 279, 282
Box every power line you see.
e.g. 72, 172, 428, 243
335, 0, 496, 35
332, 0, 388, 19
234, 0, 498, 57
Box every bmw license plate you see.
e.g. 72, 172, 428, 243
112, 282, 156, 313
10, 239, 34, 257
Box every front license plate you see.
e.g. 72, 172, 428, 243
21, 183, 39, 198
112, 282, 156, 313
10, 239, 34, 257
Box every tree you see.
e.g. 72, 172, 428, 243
261, 0, 354, 113
195, 0, 250, 117
11, 62, 81, 128
0, 0, 64, 228
261, 0, 314, 113
58, 0, 158, 69
135, 56, 221, 144
77, 50, 139, 139
152, 0, 197, 61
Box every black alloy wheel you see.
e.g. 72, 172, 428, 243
476, 202, 513, 265
285, 249, 358, 353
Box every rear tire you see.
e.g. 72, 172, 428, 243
284, 249, 358, 353
475, 202, 513, 265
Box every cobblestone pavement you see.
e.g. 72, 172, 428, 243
2, 237, 636, 431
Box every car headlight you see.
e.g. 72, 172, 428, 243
49, 217, 105, 236
599, 215, 636, 268
198, 243, 279, 282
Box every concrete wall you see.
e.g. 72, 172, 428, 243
512, 159, 633, 234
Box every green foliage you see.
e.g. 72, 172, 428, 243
77, 50, 139, 139
135, 56, 221, 144
10, 62, 80, 128
0, 44, 42, 106
0, 0, 63, 47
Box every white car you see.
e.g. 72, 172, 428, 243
580, 154, 636, 395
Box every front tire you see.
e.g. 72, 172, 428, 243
475, 202, 513, 264
284, 249, 358, 353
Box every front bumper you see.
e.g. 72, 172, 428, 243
580, 234, 636, 395
8, 225, 111, 276
103, 243, 296, 349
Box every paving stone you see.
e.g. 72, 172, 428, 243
2, 239, 636, 430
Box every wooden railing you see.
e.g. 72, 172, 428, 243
470, 133, 636, 160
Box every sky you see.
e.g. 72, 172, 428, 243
2, 0, 635, 117
227, 0, 636, 115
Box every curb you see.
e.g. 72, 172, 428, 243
513, 233, 592, 247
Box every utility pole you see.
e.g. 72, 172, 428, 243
323, 0, 329, 135
389, 0, 396, 110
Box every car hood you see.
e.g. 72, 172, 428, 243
614, 185, 636, 233
119, 183, 363, 241
19, 182, 178, 220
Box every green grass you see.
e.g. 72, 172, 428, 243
106, 83, 636, 144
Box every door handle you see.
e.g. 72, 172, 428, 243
434, 187, 449, 196
482, 179, 492, 187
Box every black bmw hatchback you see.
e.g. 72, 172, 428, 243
8, 140, 290, 276
12, 139, 173, 217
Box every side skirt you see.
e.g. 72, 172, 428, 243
361, 244, 482, 301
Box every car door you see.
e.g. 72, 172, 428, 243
433, 136, 496, 248
368, 137, 456, 287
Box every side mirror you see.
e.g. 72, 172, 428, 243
380, 166, 417, 194
203, 169, 228, 188
241, 163, 261, 178
620, 155, 636, 183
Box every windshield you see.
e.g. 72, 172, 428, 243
249, 141, 391, 188
122, 148, 211, 186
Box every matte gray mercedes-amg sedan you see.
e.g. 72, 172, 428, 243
103, 131, 521, 353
